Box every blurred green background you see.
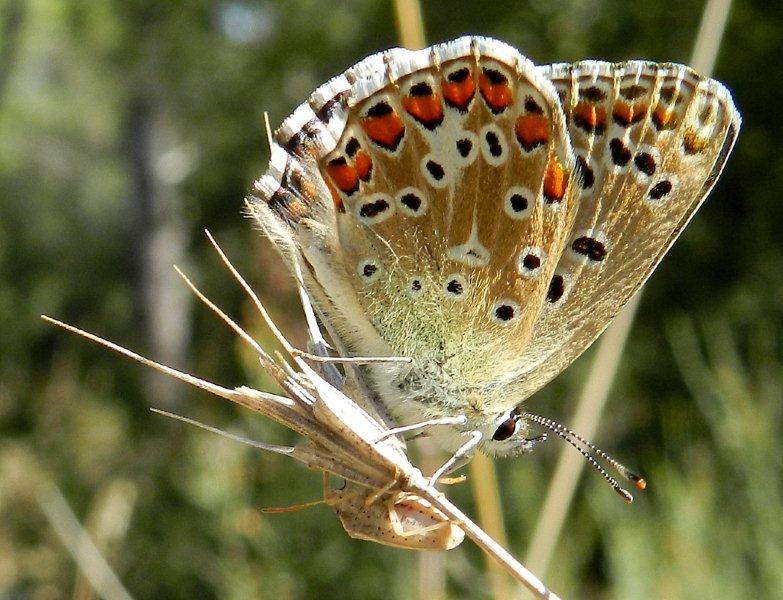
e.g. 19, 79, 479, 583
2, 0, 781, 598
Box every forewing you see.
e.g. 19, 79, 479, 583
312, 37, 577, 383
510, 61, 741, 398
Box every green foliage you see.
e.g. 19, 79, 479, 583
1, 0, 781, 597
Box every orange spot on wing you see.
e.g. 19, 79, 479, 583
402, 95, 443, 128
325, 178, 345, 213
354, 151, 373, 181
515, 114, 549, 152
573, 102, 607, 134
479, 74, 513, 112
441, 74, 475, 110
543, 157, 567, 203
683, 130, 709, 154
361, 112, 405, 151
325, 158, 359, 195
612, 101, 648, 127
653, 106, 677, 130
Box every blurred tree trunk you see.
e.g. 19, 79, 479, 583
123, 94, 192, 410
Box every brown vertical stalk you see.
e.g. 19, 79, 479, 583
393, 0, 426, 50
72, 481, 138, 600
470, 452, 513, 600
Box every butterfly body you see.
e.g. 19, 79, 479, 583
250, 37, 739, 455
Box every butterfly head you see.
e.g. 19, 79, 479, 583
476, 406, 543, 456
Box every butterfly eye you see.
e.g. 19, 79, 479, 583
492, 413, 520, 441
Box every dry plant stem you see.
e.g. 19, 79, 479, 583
73, 480, 138, 600
525, 295, 640, 575
691, 0, 734, 74
415, 487, 560, 600
36, 482, 134, 600
40, 334, 558, 596
392, 0, 426, 50
524, 0, 734, 580
470, 452, 513, 600
417, 549, 446, 600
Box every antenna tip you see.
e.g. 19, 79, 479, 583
629, 473, 647, 490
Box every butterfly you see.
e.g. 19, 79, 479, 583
248, 36, 740, 466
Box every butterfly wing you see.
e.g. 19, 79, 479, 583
251, 37, 580, 401
508, 61, 741, 399
249, 38, 740, 423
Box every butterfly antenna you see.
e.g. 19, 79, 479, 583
522, 412, 638, 503
522, 412, 646, 491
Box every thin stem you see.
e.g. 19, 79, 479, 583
525, 298, 639, 575
469, 452, 513, 600
417, 486, 560, 600
41, 316, 249, 405
392, 0, 426, 50
37, 483, 134, 600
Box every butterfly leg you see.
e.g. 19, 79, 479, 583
304, 338, 344, 389
290, 350, 414, 365
428, 431, 483, 487
374, 415, 469, 443
294, 271, 345, 388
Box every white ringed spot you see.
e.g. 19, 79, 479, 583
645, 174, 679, 204
632, 144, 662, 183
406, 276, 425, 298
442, 274, 468, 300
608, 135, 634, 175
491, 299, 521, 326
356, 258, 382, 283
503, 186, 535, 220
356, 192, 395, 225
569, 229, 610, 265
421, 154, 449, 189
395, 187, 428, 217
518, 246, 547, 278
479, 123, 508, 166
545, 271, 572, 305
454, 131, 479, 166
